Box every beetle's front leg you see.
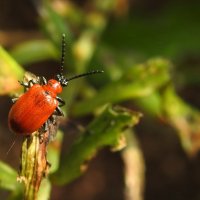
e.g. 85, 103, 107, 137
11, 97, 19, 103
18, 80, 29, 88
19, 79, 37, 89
39, 76, 47, 85
56, 96, 65, 107
54, 106, 64, 116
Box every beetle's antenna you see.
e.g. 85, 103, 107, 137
60, 33, 66, 74
6, 135, 17, 156
56, 34, 68, 85
6, 140, 16, 156
56, 34, 104, 86
67, 70, 104, 82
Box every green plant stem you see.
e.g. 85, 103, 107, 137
19, 132, 49, 200
51, 105, 142, 185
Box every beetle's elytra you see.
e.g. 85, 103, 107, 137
8, 34, 103, 135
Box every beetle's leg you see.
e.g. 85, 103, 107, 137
38, 121, 48, 143
39, 121, 48, 134
28, 79, 37, 87
11, 97, 19, 103
56, 96, 65, 107
43, 121, 48, 132
54, 106, 64, 116
39, 76, 47, 85
19, 79, 37, 89
18, 80, 29, 88
49, 115, 56, 125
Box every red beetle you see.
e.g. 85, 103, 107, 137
8, 34, 103, 135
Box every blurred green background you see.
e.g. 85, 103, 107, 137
0, 0, 200, 199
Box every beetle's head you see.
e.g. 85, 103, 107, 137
47, 79, 62, 94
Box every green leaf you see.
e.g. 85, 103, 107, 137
0, 161, 21, 191
135, 92, 162, 116
38, 179, 51, 200
0, 46, 24, 95
50, 105, 141, 185
161, 86, 200, 155
72, 58, 171, 116
11, 40, 59, 65
103, 2, 200, 58
39, 3, 74, 68
47, 131, 63, 174
39, 3, 72, 46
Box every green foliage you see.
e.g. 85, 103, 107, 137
0, 0, 200, 199
0, 162, 21, 191
72, 58, 171, 116
51, 105, 141, 185
161, 86, 200, 155
0, 46, 24, 94
11, 40, 58, 65
37, 179, 51, 200
103, 2, 200, 59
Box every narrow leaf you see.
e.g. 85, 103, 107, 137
0, 46, 24, 94
11, 40, 58, 65
72, 58, 171, 116
51, 105, 142, 185
0, 161, 20, 191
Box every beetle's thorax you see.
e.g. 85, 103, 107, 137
42, 79, 62, 97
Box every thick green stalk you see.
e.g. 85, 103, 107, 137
18, 132, 49, 200
51, 105, 142, 185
